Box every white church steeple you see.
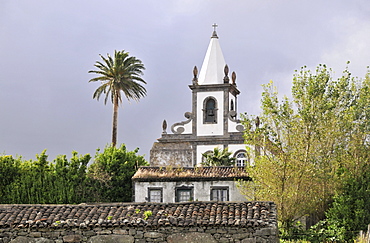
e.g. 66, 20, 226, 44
198, 24, 227, 85
150, 24, 246, 168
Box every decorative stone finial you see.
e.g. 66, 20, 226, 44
192, 66, 198, 85
223, 64, 229, 83
162, 120, 167, 134
232, 71, 236, 85
224, 64, 229, 76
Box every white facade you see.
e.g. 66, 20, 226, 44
181, 118, 192, 134
132, 167, 251, 203
134, 180, 246, 203
196, 91, 224, 136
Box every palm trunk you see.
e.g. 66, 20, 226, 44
112, 95, 119, 147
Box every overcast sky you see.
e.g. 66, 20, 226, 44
1, 0, 369, 162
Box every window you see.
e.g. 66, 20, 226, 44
235, 151, 248, 167
230, 100, 234, 111
203, 97, 217, 123
175, 187, 193, 202
148, 188, 162, 202
211, 187, 229, 201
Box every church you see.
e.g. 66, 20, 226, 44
132, 25, 252, 203
150, 25, 248, 168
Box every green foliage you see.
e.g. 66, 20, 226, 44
0, 150, 91, 204
279, 240, 310, 243
304, 220, 345, 242
143, 210, 152, 220
0, 144, 147, 204
88, 50, 146, 104
241, 64, 370, 237
0, 155, 21, 201
314, 69, 370, 242
201, 147, 236, 166
323, 163, 370, 241
87, 144, 149, 202
52, 152, 91, 203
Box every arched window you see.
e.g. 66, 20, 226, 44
230, 100, 234, 111
234, 150, 248, 167
203, 97, 217, 123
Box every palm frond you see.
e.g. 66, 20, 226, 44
92, 84, 108, 101
88, 50, 146, 105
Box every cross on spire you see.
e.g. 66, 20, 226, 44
211, 23, 218, 38
212, 23, 218, 31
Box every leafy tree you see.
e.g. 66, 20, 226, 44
0, 155, 21, 203
325, 164, 370, 241
1, 145, 147, 204
87, 144, 149, 202
240, 64, 370, 236
1, 150, 92, 204
201, 147, 236, 166
322, 70, 370, 241
14, 150, 54, 204
52, 152, 91, 203
88, 50, 147, 147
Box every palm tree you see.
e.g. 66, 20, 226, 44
88, 50, 146, 147
201, 147, 236, 166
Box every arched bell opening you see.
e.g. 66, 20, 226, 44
203, 97, 218, 124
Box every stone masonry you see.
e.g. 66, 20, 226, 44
0, 202, 278, 243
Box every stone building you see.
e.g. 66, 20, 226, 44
134, 26, 252, 204
150, 26, 248, 168
132, 166, 251, 203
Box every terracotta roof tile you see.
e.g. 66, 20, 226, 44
132, 166, 250, 181
0, 202, 276, 229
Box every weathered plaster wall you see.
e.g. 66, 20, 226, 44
149, 142, 193, 167
134, 180, 246, 203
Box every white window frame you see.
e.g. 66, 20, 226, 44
235, 150, 248, 167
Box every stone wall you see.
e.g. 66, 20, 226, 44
150, 142, 193, 167
0, 225, 277, 243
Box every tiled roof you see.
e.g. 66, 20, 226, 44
132, 166, 250, 181
0, 201, 276, 229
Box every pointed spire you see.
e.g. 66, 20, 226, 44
198, 24, 227, 85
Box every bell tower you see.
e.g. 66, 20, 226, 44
190, 24, 241, 138
150, 24, 246, 167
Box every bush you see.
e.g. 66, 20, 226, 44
0, 144, 148, 204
